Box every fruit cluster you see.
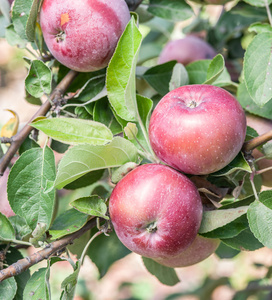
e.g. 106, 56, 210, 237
110, 84, 246, 268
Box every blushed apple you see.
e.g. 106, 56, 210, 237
149, 85, 247, 175
246, 113, 272, 187
40, 0, 130, 72
158, 36, 216, 66
0, 169, 15, 218
154, 235, 220, 268
109, 164, 203, 259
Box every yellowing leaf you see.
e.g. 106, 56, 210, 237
0, 109, 19, 138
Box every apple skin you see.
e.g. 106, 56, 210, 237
246, 113, 272, 187
0, 169, 15, 218
109, 164, 203, 259
149, 85, 247, 175
154, 235, 220, 268
158, 36, 216, 66
40, 0, 130, 72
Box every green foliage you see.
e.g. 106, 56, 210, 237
1, 0, 272, 296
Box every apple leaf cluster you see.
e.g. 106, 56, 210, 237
1, 0, 272, 298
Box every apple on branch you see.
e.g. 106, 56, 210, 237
158, 35, 216, 66
109, 164, 203, 260
40, 0, 131, 72
154, 235, 220, 268
149, 85, 247, 175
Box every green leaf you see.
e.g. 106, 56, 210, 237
70, 196, 109, 219
221, 228, 264, 251
107, 17, 142, 121
31, 118, 113, 146
249, 22, 272, 34
25, 60, 52, 98
237, 81, 272, 119
0, 277, 17, 300
243, 0, 272, 7
147, 0, 193, 22
143, 61, 176, 96
244, 32, 272, 106
5, 24, 27, 48
204, 54, 225, 85
0, 212, 16, 241
199, 207, 248, 234
142, 257, 180, 286
87, 230, 131, 278
54, 137, 139, 189
200, 215, 249, 239
25, 0, 41, 42
247, 191, 272, 248
23, 268, 50, 300
186, 59, 232, 87
169, 63, 189, 91
215, 243, 240, 259
9, 215, 32, 240
93, 97, 123, 135
0, 0, 11, 22
8, 147, 56, 231
74, 75, 105, 103
12, 0, 33, 40
63, 169, 104, 190
60, 261, 80, 300
1, 246, 31, 300
49, 209, 89, 240
210, 152, 251, 177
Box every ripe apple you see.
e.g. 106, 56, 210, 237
0, 169, 15, 218
40, 0, 130, 72
154, 235, 220, 268
149, 85, 247, 175
158, 36, 216, 66
109, 164, 203, 259
246, 113, 272, 187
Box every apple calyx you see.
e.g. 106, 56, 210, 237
146, 221, 158, 233
187, 100, 198, 108
55, 31, 66, 43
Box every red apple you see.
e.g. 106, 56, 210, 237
149, 85, 247, 175
0, 169, 15, 218
40, 0, 130, 72
109, 164, 203, 259
154, 235, 220, 268
246, 113, 272, 187
158, 36, 216, 66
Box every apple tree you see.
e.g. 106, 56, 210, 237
1, 0, 272, 298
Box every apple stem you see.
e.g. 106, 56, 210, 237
249, 173, 259, 201
242, 129, 272, 152
256, 165, 272, 176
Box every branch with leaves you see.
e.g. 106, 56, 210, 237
0, 218, 96, 282
0, 70, 78, 176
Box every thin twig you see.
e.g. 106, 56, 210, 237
0, 218, 96, 282
0, 70, 78, 176
0, 137, 13, 144
243, 130, 272, 153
